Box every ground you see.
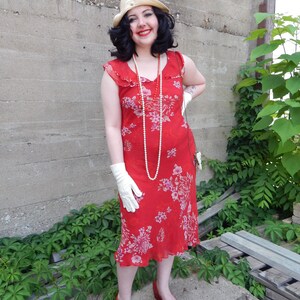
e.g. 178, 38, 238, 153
131, 275, 258, 300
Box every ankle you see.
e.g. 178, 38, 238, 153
155, 281, 175, 300
117, 294, 131, 300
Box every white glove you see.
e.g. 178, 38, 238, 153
181, 91, 193, 115
110, 163, 142, 213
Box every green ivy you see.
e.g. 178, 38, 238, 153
264, 220, 300, 244
237, 13, 300, 179
0, 201, 121, 300
198, 13, 300, 239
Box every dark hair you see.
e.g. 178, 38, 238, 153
108, 7, 177, 61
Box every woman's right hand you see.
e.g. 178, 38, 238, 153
110, 163, 142, 212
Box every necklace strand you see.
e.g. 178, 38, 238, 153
133, 54, 163, 181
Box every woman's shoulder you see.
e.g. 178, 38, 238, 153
103, 58, 137, 87
165, 50, 185, 78
167, 50, 183, 59
103, 57, 126, 70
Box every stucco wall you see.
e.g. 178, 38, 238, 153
0, 0, 268, 237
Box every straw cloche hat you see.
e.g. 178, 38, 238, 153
113, 0, 169, 27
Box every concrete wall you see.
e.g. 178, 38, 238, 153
0, 0, 266, 237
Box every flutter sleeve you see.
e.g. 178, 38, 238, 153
103, 60, 137, 87
164, 50, 185, 79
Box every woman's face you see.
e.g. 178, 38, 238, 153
127, 5, 159, 48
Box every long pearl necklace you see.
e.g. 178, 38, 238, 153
132, 54, 163, 181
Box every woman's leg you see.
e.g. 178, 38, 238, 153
117, 263, 138, 300
156, 255, 176, 300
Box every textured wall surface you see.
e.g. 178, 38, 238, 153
0, 0, 266, 237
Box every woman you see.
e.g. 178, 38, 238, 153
101, 1, 206, 299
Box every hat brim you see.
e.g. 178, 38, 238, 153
113, 0, 169, 27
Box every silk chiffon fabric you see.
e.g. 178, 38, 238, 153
104, 51, 199, 266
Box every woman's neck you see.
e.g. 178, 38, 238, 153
135, 47, 157, 61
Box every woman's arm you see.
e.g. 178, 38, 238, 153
182, 54, 206, 99
101, 70, 124, 164
101, 70, 142, 212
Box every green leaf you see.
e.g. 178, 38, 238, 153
245, 28, 267, 41
235, 78, 257, 91
257, 101, 286, 118
270, 60, 297, 74
272, 118, 300, 144
250, 43, 280, 61
285, 24, 298, 35
254, 12, 274, 24
291, 107, 300, 124
285, 99, 300, 108
282, 15, 299, 22
252, 93, 268, 107
276, 140, 297, 156
286, 230, 296, 241
270, 61, 288, 73
262, 75, 285, 92
272, 25, 298, 38
279, 52, 300, 65
253, 116, 273, 131
286, 77, 300, 94
273, 85, 290, 99
282, 152, 300, 177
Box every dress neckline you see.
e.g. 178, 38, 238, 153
126, 51, 169, 82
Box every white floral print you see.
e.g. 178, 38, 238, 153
122, 123, 136, 136
131, 255, 142, 264
173, 81, 181, 89
157, 228, 165, 242
155, 211, 167, 223
121, 94, 178, 132
127, 226, 153, 255
158, 164, 194, 214
173, 164, 182, 175
182, 204, 198, 245
116, 221, 153, 264
123, 140, 132, 152
167, 148, 176, 158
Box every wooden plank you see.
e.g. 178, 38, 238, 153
292, 216, 300, 225
200, 237, 227, 251
197, 200, 205, 210
198, 193, 240, 224
236, 230, 300, 265
293, 203, 300, 218
221, 232, 300, 281
221, 245, 244, 259
217, 186, 235, 201
51, 249, 67, 263
282, 218, 292, 224
199, 219, 218, 238
246, 256, 267, 271
285, 281, 300, 298
251, 270, 299, 300
259, 268, 293, 287
197, 186, 235, 210
233, 255, 267, 271
266, 288, 290, 300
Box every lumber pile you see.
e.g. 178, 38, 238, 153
200, 231, 300, 300
197, 187, 240, 237
292, 203, 300, 225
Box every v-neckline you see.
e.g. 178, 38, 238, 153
126, 51, 169, 82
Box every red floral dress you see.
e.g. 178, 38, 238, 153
104, 50, 199, 267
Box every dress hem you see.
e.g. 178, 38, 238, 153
115, 241, 200, 267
